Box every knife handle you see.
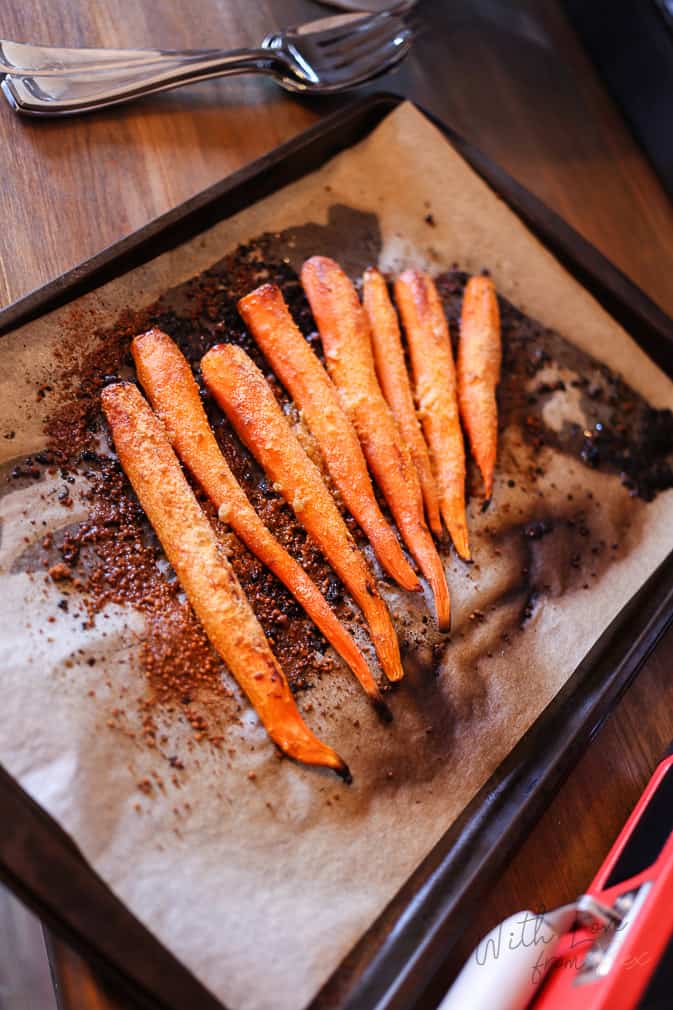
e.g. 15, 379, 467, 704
438, 905, 578, 1010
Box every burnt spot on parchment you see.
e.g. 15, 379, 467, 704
264, 204, 382, 279
348, 475, 647, 798
6, 205, 670, 786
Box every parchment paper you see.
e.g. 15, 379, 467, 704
1, 103, 673, 1010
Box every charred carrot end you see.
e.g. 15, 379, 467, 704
131, 328, 386, 715
201, 343, 405, 683
395, 270, 471, 561
101, 381, 349, 779
447, 512, 470, 562
458, 276, 502, 501
238, 284, 420, 593
301, 256, 451, 630
363, 267, 443, 539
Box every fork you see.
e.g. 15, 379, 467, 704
0, 10, 414, 117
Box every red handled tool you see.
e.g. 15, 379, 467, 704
440, 744, 673, 1009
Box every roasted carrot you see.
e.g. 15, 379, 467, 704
201, 343, 405, 682
101, 382, 349, 779
458, 275, 502, 500
301, 256, 451, 632
131, 328, 388, 717
362, 267, 443, 539
395, 269, 471, 560
237, 284, 419, 593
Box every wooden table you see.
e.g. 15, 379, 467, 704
2, 2, 673, 1008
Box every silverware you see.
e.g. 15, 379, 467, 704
0, 10, 414, 117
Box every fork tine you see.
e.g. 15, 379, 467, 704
325, 25, 414, 79
320, 15, 406, 61
311, 11, 401, 49
349, 32, 414, 81
321, 18, 410, 70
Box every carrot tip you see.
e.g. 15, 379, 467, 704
338, 762, 353, 785
451, 530, 471, 562
386, 667, 405, 684
481, 498, 492, 514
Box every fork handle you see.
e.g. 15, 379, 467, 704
0, 39, 280, 76
1, 48, 286, 116
0, 40, 235, 76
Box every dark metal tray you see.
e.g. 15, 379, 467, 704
1, 93, 673, 1010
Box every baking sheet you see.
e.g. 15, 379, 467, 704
1, 101, 672, 1010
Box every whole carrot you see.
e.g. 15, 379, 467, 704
131, 328, 388, 717
395, 269, 471, 561
458, 275, 502, 500
237, 283, 419, 592
362, 267, 443, 538
101, 381, 349, 779
301, 256, 450, 632
201, 343, 405, 682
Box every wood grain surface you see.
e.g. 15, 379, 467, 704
1, 1, 673, 1009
